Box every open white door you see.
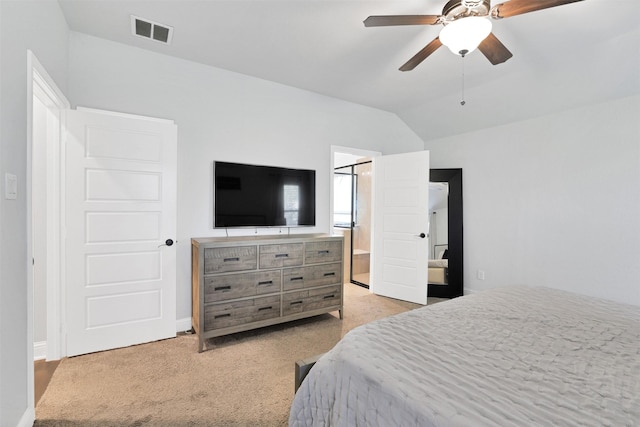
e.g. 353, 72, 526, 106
65, 108, 177, 357
371, 151, 430, 304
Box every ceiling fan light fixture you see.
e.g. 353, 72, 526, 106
439, 16, 492, 56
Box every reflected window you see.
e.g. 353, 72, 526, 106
283, 184, 299, 225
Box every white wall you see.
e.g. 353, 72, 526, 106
67, 32, 424, 322
425, 95, 640, 306
0, 1, 69, 425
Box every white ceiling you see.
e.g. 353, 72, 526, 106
57, 0, 640, 141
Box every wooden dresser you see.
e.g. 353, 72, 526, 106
191, 234, 343, 352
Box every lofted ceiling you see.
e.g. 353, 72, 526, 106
57, 0, 640, 141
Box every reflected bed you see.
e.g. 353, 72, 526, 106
428, 258, 448, 285
428, 245, 448, 285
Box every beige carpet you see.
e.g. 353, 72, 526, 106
36, 284, 443, 426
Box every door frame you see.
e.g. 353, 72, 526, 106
27, 50, 70, 415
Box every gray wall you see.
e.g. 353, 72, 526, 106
425, 95, 640, 306
0, 1, 68, 425
67, 31, 425, 325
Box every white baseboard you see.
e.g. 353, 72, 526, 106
176, 317, 193, 334
34, 341, 47, 360
17, 407, 35, 427
34, 318, 194, 360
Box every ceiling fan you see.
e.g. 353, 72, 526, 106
364, 0, 584, 71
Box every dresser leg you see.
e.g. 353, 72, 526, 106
339, 308, 343, 320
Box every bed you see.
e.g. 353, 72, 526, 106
289, 286, 640, 426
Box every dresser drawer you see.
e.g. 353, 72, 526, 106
283, 285, 341, 316
204, 295, 280, 331
204, 270, 281, 303
282, 262, 342, 291
304, 240, 342, 264
259, 243, 304, 268
204, 246, 257, 273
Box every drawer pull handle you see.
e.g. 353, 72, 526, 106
214, 313, 231, 319
323, 294, 336, 299
290, 276, 304, 281
223, 257, 240, 262
258, 280, 273, 286
318, 250, 330, 254
275, 253, 289, 258
323, 272, 336, 277
290, 300, 303, 305
258, 306, 273, 311
214, 286, 231, 291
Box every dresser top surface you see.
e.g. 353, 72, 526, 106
192, 233, 342, 247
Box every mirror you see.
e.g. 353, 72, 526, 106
428, 169, 463, 298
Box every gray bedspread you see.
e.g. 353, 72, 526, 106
289, 286, 640, 426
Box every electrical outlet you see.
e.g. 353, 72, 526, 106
477, 270, 485, 280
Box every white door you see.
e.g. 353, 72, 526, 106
371, 151, 430, 304
65, 108, 177, 357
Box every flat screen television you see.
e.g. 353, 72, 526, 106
214, 161, 316, 228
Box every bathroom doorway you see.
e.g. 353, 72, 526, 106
334, 160, 372, 288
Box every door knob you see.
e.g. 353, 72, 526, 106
158, 239, 176, 248
418, 233, 426, 238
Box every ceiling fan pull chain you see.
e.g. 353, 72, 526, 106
460, 55, 466, 106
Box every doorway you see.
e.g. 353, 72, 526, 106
332, 147, 433, 304
28, 51, 70, 415
331, 147, 380, 289
28, 51, 179, 362
334, 160, 373, 288
30, 51, 70, 365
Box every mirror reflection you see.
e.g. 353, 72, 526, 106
428, 182, 449, 287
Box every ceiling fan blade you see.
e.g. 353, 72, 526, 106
399, 37, 443, 71
364, 15, 441, 27
478, 33, 513, 65
491, 0, 583, 19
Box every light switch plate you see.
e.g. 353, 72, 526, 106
5, 173, 17, 200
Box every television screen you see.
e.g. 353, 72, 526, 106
214, 161, 316, 228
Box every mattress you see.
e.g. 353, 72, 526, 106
289, 286, 640, 426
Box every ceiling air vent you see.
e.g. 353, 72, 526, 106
131, 15, 173, 44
